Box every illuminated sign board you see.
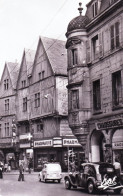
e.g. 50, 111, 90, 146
34, 140, 53, 148
63, 139, 81, 146
96, 119, 123, 130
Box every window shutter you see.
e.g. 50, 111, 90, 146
110, 25, 115, 50
115, 22, 120, 48
86, 40, 91, 63
98, 32, 103, 57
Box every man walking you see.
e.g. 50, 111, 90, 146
18, 162, 24, 181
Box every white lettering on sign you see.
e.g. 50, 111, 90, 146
34, 140, 53, 148
112, 142, 123, 149
63, 139, 81, 146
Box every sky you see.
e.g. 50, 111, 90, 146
0, 0, 90, 77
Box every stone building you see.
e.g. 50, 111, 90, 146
66, 0, 123, 170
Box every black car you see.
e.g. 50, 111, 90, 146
64, 162, 123, 194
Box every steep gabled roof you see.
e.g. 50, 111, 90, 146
6, 62, 20, 89
40, 36, 67, 76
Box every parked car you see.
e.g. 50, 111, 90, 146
64, 162, 123, 194
38, 162, 62, 183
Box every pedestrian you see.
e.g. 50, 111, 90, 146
28, 160, 32, 174
0, 164, 3, 179
18, 162, 24, 181
113, 158, 121, 181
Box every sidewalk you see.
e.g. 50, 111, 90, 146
3, 170, 68, 178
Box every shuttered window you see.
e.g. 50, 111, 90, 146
23, 97, 27, 112
110, 22, 120, 50
71, 90, 79, 110
93, 80, 101, 111
112, 71, 122, 107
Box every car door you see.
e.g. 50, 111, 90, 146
81, 165, 89, 187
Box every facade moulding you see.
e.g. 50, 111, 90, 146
86, 0, 122, 31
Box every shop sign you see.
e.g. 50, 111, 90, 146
34, 140, 53, 148
96, 119, 123, 130
53, 137, 62, 147
112, 142, 123, 149
20, 143, 30, 148
63, 139, 81, 146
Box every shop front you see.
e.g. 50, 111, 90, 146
90, 117, 123, 170
33, 136, 83, 172
19, 134, 33, 170
112, 129, 123, 172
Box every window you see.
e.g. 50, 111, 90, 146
23, 97, 27, 112
110, 22, 120, 50
92, 35, 99, 60
35, 93, 40, 107
38, 71, 45, 80
93, 80, 101, 111
92, 1, 98, 18
4, 79, 9, 90
42, 71, 45, 79
71, 49, 78, 66
5, 99, 9, 111
71, 90, 79, 110
5, 123, 9, 137
37, 124, 43, 132
22, 80, 26, 88
0, 124, 1, 138
112, 71, 122, 107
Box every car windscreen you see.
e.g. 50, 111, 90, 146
47, 164, 61, 172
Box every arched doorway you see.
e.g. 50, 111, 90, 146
112, 129, 123, 172
91, 130, 105, 162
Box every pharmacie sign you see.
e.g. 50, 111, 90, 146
96, 118, 123, 130
34, 140, 53, 148
63, 138, 81, 146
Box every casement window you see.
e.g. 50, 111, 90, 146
37, 124, 43, 132
92, 1, 98, 18
4, 79, 9, 90
110, 22, 120, 50
5, 99, 9, 111
38, 71, 45, 80
22, 80, 26, 88
35, 93, 40, 107
70, 90, 79, 110
112, 71, 122, 107
5, 123, 9, 137
23, 97, 27, 112
91, 33, 103, 60
93, 80, 101, 111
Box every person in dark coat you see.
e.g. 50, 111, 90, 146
0, 164, 3, 179
18, 162, 24, 181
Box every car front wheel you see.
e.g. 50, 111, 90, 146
65, 178, 71, 190
87, 181, 95, 194
38, 174, 41, 182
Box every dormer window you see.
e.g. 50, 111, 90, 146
4, 79, 9, 90
92, 1, 98, 18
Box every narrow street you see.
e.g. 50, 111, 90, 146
0, 173, 122, 196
